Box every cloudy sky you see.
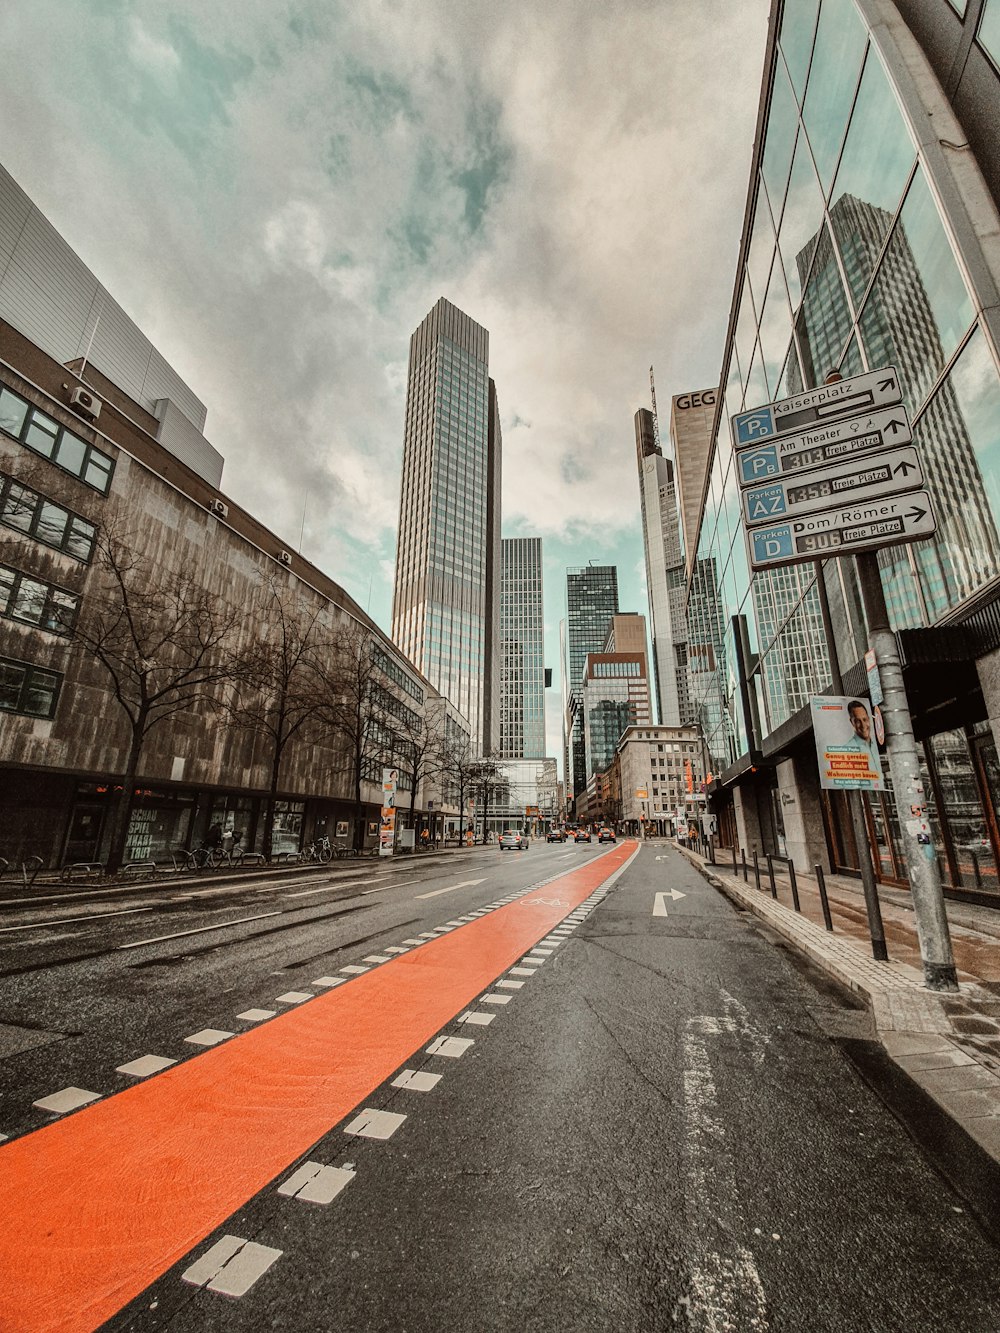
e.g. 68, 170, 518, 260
2, 0, 769, 759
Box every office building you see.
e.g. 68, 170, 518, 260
582, 646, 652, 779
635, 405, 692, 725
391, 298, 501, 752
687, 0, 1000, 891
564, 564, 619, 801
499, 536, 545, 759
612, 725, 707, 837
0, 164, 223, 486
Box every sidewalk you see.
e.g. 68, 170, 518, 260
678, 844, 1000, 1167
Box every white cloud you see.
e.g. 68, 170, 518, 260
0, 0, 769, 655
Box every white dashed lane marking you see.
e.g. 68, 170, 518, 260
116, 1055, 176, 1078
426, 1035, 474, 1058
509, 966, 536, 977
32, 1087, 101, 1114
277, 1162, 355, 1205
344, 1108, 407, 1140
391, 1069, 442, 1092
310, 977, 345, 988
181, 1236, 282, 1297
274, 991, 312, 1005
458, 1011, 495, 1026
236, 1009, 277, 1022
0, 907, 153, 934
184, 1029, 233, 1047
415, 879, 487, 899
497, 979, 524, 990
340, 965, 368, 975
118, 912, 280, 950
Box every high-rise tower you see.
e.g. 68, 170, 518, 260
391, 298, 501, 751
634, 405, 689, 726
564, 565, 619, 799
499, 537, 545, 759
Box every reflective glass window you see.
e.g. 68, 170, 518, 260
734, 277, 758, 401
979, 0, 1000, 68
758, 260, 793, 397
778, 0, 820, 102
801, 0, 868, 194
0, 388, 28, 438
744, 343, 769, 412
779, 338, 801, 397
910, 326, 1000, 618
777, 134, 826, 307
54, 430, 87, 476
25, 409, 59, 458
829, 47, 916, 305
746, 192, 778, 316
795, 220, 853, 389
761, 60, 801, 215
859, 166, 975, 410
839, 333, 864, 378
2, 483, 36, 533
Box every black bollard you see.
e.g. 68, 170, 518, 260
815, 864, 834, 932
741, 848, 748, 882
766, 854, 777, 899
732, 843, 738, 877
788, 859, 801, 913
752, 849, 761, 892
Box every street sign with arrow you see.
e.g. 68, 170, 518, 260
748, 491, 936, 569
735, 405, 912, 484
731, 367, 902, 446
742, 445, 923, 526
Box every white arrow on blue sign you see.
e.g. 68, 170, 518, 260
747, 492, 936, 570
735, 405, 912, 486
742, 445, 923, 526
731, 367, 902, 447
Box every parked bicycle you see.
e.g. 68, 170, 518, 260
301, 836, 332, 864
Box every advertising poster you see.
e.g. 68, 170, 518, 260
811, 696, 884, 791
379, 767, 398, 857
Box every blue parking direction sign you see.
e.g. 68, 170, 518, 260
731, 367, 902, 446
735, 405, 912, 486
747, 492, 936, 570
741, 445, 923, 526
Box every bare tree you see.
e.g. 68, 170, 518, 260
468, 754, 513, 843
315, 620, 391, 852
228, 577, 332, 860
436, 729, 478, 841
391, 702, 445, 835
72, 524, 242, 874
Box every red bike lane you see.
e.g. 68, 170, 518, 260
0, 842, 635, 1333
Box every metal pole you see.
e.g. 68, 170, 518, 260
971, 850, 983, 893
815, 864, 834, 932
766, 854, 777, 899
815, 559, 888, 962
789, 859, 801, 912
752, 849, 761, 892
741, 848, 748, 882
732, 843, 738, 877
856, 552, 957, 990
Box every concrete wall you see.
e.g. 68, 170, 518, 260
776, 755, 830, 872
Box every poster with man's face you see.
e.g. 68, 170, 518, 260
811, 695, 884, 791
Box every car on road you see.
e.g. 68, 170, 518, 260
499, 829, 528, 851
598, 827, 616, 843
575, 828, 592, 843
546, 828, 566, 842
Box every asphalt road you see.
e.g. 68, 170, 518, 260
2, 840, 999, 1332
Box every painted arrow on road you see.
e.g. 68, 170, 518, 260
653, 889, 686, 916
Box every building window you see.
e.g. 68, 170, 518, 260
978, 0, 999, 67
0, 472, 98, 561
0, 656, 62, 718
0, 386, 115, 495
0, 564, 79, 635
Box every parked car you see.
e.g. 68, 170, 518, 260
546, 828, 566, 843
499, 829, 528, 851
575, 828, 592, 843
598, 827, 616, 843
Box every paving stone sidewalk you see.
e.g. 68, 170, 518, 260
676, 844, 1000, 1166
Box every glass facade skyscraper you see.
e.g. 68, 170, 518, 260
687, 0, 1000, 891
499, 537, 545, 759
392, 298, 501, 752
564, 565, 619, 798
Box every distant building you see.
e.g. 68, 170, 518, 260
582, 648, 652, 778
391, 298, 501, 752
612, 725, 706, 837
564, 564, 619, 801
634, 406, 690, 725
499, 536, 545, 759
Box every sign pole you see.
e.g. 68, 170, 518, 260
856, 552, 957, 991
814, 560, 887, 960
